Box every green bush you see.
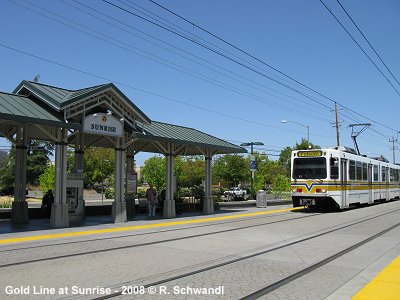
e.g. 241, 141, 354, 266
38, 165, 55, 193
212, 187, 225, 196
179, 187, 191, 197
192, 185, 204, 201
105, 187, 114, 199
136, 188, 146, 198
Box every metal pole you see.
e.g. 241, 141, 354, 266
335, 102, 340, 146
389, 137, 397, 164
250, 143, 253, 196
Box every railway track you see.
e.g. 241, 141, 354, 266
0, 210, 319, 268
88, 207, 400, 300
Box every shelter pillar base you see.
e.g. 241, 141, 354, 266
163, 199, 175, 218
203, 196, 214, 215
50, 204, 69, 228
11, 201, 29, 224
112, 201, 127, 223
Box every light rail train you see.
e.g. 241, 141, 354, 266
291, 146, 400, 209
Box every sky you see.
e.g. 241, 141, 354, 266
1, 0, 400, 165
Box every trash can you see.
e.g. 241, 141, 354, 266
256, 190, 267, 208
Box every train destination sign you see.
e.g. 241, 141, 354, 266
298, 150, 322, 157
83, 113, 124, 137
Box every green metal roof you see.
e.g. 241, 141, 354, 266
134, 121, 246, 154
0, 92, 80, 129
13, 80, 151, 124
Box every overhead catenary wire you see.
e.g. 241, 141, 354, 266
13, 0, 334, 123
141, 0, 400, 136
319, 0, 400, 98
0, 43, 321, 137
336, 0, 400, 88
101, 0, 335, 111
19, 0, 396, 136
146, 0, 343, 105
64, 0, 331, 118
2, 1, 397, 154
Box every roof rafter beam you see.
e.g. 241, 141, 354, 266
84, 136, 106, 149
153, 141, 168, 154
173, 144, 187, 157
0, 125, 16, 142
124, 137, 138, 149
134, 142, 151, 155
33, 124, 58, 141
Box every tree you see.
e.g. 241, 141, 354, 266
213, 154, 248, 187
26, 140, 53, 186
83, 148, 115, 188
142, 156, 166, 191
0, 145, 16, 192
178, 156, 205, 188
278, 147, 292, 177
0, 140, 53, 192
294, 138, 320, 151
272, 174, 291, 194
252, 153, 287, 192
39, 164, 55, 192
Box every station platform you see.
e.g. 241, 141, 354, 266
0, 200, 292, 236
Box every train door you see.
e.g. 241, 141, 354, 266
368, 164, 373, 204
385, 167, 390, 200
340, 159, 348, 208
387, 167, 390, 200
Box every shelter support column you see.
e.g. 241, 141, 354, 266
74, 132, 85, 218
50, 129, 69, 228
163, 145, 176, 218
203, 150, 214, 215
11, 124, 29, 224
112, 137, 127, 223
125, 149, 136, 217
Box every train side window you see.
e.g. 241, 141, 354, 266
349, 160, 356, 180
390, 168, 395, 182
356, 162, 362, 181
330, 158, 339, 179
373, 165, 378, 181
362, 163, 368, 181
382, 168, 386, 182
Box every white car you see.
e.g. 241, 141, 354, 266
224, 187, 247, 200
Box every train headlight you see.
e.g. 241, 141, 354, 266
316, 188, 327, 193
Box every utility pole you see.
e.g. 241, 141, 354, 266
335, 102, 340, 146
240, 142, 264, 197
331, 102, 341, 146
389, 137, 398, 164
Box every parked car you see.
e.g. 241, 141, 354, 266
224, 187, 247, 200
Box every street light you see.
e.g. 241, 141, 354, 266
240, 142, 264, 155
240, 142, 264, 198
281, 120, 310, 141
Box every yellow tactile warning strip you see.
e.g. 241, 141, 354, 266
0, 207, 303, 245
352, 256, 400, 300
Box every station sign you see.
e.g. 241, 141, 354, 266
298, 150, 322, 157
83, 113, 124, 137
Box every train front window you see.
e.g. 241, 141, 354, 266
293, 158, 327, 179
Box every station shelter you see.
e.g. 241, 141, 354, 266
0, 80, 246, 228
